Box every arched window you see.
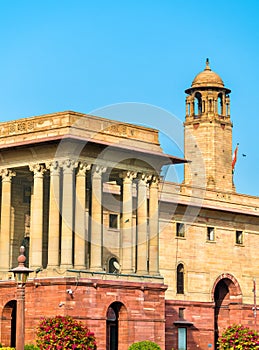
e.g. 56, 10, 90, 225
106, 302, 127, 350
108, 257, 120, 274
177, 263, 184, 294
194, 92, 202, 116
217, 93, 223, 115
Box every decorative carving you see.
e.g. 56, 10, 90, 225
92, 164, 107, 176
46, 160, 60, 175
77, 162, 91, 176
137, 173, 152, 184
27, 121, 34, 130
0, 168, 16, 181
17, 122, 26, 132
119, 171, 137, 183
104, 124, 127, 136
150, 175, 160, 187
29, 163, 46, 177
61, 159, 78, 173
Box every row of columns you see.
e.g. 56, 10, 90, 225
0, 160, 160, 275
186, 93, 230, 117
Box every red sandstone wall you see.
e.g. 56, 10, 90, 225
0, 278, 166, 349
165, 300, 258, 350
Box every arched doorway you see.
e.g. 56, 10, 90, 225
212, 274, 242, 349
1, 300, 16, 347
106, 302, 127, 350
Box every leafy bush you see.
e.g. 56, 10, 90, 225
128, 340, 161, 350
218, 324, 259, 349
36, 315, 97, 349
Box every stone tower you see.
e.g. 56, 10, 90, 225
184, 59, 234, 192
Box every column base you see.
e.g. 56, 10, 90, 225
136, 270, 148, 275
149, 271, 161, 276
73, 265, 87, 271
121, 269, 135, 274
59, 264, 74, 271
89, 267, 103, 272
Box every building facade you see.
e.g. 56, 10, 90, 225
0, 61, 258, 350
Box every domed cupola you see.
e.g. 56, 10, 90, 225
187, 58, 230, 91
184, 59, 234, 192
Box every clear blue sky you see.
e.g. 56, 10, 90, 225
0, 0, 258, 195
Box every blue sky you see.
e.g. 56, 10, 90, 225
0, 0, 258, 195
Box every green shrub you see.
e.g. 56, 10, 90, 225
25, 345, 40, 350
217, 324, 259, 349
36, 315, 97, 349
128, 340, 161, 350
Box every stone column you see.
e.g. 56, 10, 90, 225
120, 171, 136, 273
29, 164, 45, 268
60, 159, 77, 268
149, 176, 160, 275
136, 174, 149, 274
74, 162, 91, 269
46, 161, 60, 269
0, 169, 15, 271
90, 165, 106, 271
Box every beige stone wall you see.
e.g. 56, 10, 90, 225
159, 201, 259, 305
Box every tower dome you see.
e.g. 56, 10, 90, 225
185, 59, 231, 94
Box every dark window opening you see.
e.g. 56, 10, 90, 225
207, 227, 215, 241
177, 263, 184, 294
194, 92, 202, 116
179, 307, 185, 319
109, 214, 118, 229
217, 93, 223, 115
236, 230, 243, 245
176, 223, 185, 238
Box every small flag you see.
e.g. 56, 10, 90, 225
232, 144, 239, 172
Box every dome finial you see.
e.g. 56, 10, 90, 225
205, 58, 211, 71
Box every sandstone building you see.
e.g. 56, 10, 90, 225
0, 60, 258, 350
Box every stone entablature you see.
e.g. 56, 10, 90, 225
0, 110, 163, 154
160, 181, 259, 217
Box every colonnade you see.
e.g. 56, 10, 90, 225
186, 93, 231, 118
0, 159, 160, 276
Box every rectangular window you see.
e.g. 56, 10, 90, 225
178, 327, 187, 350
176, 222, 185, 237
236, 230, 243, 245
109, 214, 118, 229
207, 227, 215, 241
179, 307, 185, 319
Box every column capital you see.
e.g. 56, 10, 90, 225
137, 173, 152, 184
29, 163, 46, 177
61, 159, 78, 173
119, 171, 137, 183
46, 160, 60, 175
92, 164, 107, 177
77, 162, 91, 176
0, 168, 16, 181
150, 175, 160, 187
